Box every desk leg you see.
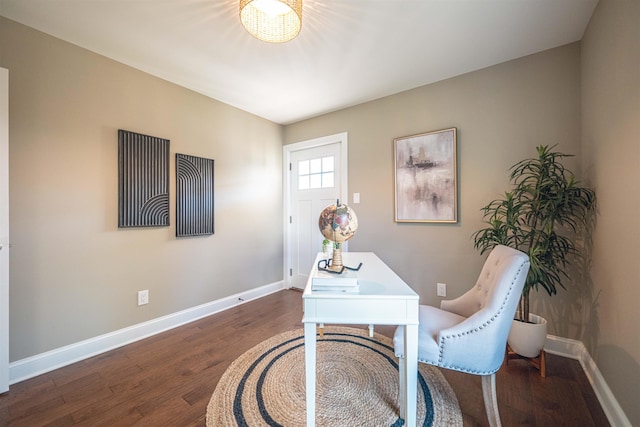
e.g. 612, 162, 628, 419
304, 322, 317, 427
404, 324, 418, 427
398, 356, 405, 420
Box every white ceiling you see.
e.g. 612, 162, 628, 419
0, 0, 598, 125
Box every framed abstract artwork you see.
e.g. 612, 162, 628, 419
394, 128, 457, 223
118, 130, 170, 228
176, 153, 215, 237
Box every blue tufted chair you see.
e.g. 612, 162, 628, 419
394, 245, 530, 427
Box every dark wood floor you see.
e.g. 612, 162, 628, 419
0, 289, 609, 426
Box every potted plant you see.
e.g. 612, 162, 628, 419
472, 145, 596, 358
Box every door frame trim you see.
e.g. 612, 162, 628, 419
1, 67, 9, 393
282, 132, 348, 288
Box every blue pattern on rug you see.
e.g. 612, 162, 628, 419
232, 331, 434, 427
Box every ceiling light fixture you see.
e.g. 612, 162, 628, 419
239, 0, 302, 43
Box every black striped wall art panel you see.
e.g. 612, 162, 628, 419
176, 153, 214, 237
118, 130, 170, 228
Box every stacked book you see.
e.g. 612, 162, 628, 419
311, 269, 359, 292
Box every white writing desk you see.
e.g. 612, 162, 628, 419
302, 252, 419, 427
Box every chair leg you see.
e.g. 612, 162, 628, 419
481, 374, 502, 427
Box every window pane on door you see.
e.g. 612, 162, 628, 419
299, 160, 309, 175
298, 175, 309, 190
322, 156, 334, 172
298, 156, 335, 190
310, 158, 322, 174
322, 172, 334, 188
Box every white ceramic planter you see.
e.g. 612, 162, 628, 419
507, 313, 548, 358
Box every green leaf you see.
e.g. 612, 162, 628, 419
472, 144, 596, 322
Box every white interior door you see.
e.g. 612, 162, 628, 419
284, 133, 348, 289
0, 67, 9, 393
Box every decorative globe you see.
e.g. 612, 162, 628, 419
318, 201, 358, 245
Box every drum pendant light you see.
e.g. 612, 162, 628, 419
239, 0, 302, 43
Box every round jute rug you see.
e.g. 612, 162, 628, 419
206, 326, 462, 427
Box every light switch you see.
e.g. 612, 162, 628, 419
353, 193, 360, 204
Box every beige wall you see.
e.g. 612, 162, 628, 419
0, 17, 284, 361
2, 4, 638, 422
581, 0, 640, 423
285, 43, 583, 323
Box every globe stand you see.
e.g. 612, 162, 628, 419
329, 247, 343, 272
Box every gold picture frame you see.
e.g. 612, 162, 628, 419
394, 128, 457, 223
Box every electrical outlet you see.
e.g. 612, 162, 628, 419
137, 290, 149, 306
436, 282, 447, 297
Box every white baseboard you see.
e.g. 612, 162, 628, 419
545, 335, 631, 427
9, 281, 285, 385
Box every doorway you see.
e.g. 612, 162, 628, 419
283, 133, 348, 289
